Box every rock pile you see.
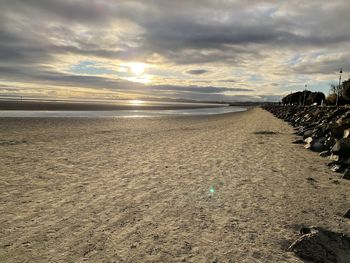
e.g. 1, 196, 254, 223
263, 105, 350, 179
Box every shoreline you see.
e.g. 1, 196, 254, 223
1, 108, 349, 262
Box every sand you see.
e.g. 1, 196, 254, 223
0, 108, 349, 262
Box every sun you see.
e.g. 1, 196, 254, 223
130, 63, 145, 75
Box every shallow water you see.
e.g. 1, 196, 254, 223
0, 106, 246, 118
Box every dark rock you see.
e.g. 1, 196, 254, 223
304, 137, 325, 152
330, 164, 344, 173
344, 158, 350, 165
325, 137, 337, 149
310, 140, 325, 152
303, 129, 314, 139
330, 124, 350, 139
342, 168, 350, 180
331, 138, 350, 156
327, 161, 337, 167
300, 227, 312, 235
343, 209, 350, 219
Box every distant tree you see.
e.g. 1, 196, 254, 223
282, 90, 324, 105
328, 83, 343, 105
326, 93, 337, 105
306, 92, 325, 105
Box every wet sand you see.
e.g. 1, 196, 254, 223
0, 108, 349, 262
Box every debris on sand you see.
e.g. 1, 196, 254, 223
254, 131, 278, 135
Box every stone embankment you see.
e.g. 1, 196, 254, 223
263, 105, 350, 179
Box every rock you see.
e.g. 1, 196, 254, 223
310, 140, 325, 152
344, 158, 350, 165
320, 150, 331, 157
262, 105, 350, 174
327, 161, 337, 166
343, 209, 350, 219
325, 136, 337, 148
330, 163, 344, 173
330, 154, 340, 162
304, 137, 313, 144
300, 227, 312, 235
304, 137, 324, 152
330, 124, 350, 139
342, 168, 350, 180
303, 129, 314, 139
288, 227, 350, 263
331, 138, 350, 156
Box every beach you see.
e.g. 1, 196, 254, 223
1, 108, 350, 262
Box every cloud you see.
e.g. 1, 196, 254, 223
186, 69, 210, 75
1, 0, 350, 101
217, 79, 237, 83
0, 65, 253, 99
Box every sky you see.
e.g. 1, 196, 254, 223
1, 0, 350, 102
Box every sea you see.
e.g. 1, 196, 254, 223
0, 99, 246, 117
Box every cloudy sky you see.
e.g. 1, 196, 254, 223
1, 0, 350, 102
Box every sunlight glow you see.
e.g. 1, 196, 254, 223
129, 99, 143, 105
126, 75, 152, 84
130, 63, 146, 75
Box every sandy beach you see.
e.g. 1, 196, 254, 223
1, 108, 350, 262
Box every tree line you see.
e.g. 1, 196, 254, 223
282, 78, 350, 106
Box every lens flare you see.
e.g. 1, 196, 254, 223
209, 186, 215, 194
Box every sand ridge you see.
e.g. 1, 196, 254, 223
0, 108, 349, 262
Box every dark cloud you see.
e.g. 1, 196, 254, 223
149, 85, 252, 94
217, 79, 237, 83
186, 70, 210, 75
